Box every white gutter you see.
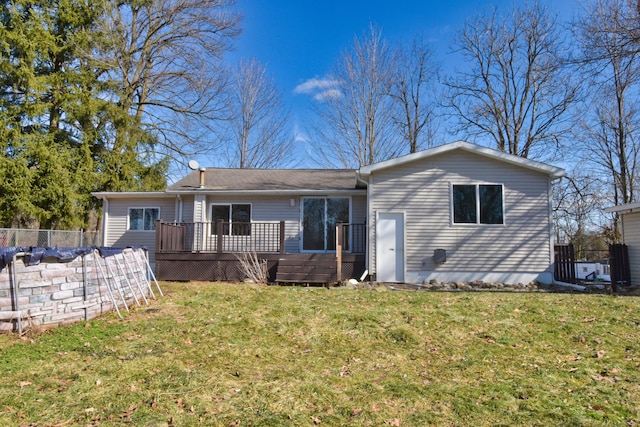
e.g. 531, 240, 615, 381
92, 189, 367, 197
165, 189, 367, 196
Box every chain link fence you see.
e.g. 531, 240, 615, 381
0, 228, 101, 248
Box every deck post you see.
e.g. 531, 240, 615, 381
216, 220, 224, 253
279, 221, 285, 254
336, 223, 343, 281
155, 220, 163, 252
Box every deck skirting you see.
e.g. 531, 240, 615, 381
155, 252, 365, 284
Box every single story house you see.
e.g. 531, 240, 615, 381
605, 202, 640, 286
93, 140, 565, 284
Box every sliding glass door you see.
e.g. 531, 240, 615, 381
302, 197, 349, 251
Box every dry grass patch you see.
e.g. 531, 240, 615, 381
1, 282, 639, 426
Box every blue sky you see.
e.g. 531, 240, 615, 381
218, 0, 580, 166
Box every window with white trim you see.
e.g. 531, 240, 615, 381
452, 184, 504, 225
128, 208, 160, 231
210, 204, 251, 235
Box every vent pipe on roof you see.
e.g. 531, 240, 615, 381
199, 168, 206, 189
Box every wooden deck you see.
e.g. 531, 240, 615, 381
154, 220, 367, 284
155, 252, 365, 284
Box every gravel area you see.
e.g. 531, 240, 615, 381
341, 279, 640, 295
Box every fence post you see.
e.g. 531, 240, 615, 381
155, 220, 163, 252
554, 243, 576, 284
609, 243, 631, 292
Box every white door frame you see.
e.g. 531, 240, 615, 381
375, 211, 406, 282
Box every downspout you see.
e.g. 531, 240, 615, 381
367, 174, 372, 278
175, 194, 183, 223
549, 176, 561, 283
101, 196, 109, 247
355, 173, 368, 189
356, 171, 371, 277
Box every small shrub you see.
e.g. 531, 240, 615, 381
234, 251, 268, 285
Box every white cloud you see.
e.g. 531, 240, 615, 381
294, 77, 341, 95
313, 88, 341, 101
294, 76, 343, 102
293, 123, 309, 143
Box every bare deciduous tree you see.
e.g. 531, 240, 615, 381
445, 2, 577, 160
101, 0, 240, 164
553, 169, 614, 255
390, 34, 441, 153
312, 24, 400, 168
574, 0, 640, 209
578, 0, 640, 60
223, 58, 294, 168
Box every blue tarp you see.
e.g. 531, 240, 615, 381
0, 246, 147, 272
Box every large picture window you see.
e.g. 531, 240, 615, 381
452, 184, 503, 225
210, 204, 251, 235
128, 208, 159, 231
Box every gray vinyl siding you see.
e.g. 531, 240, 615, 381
205, 194, 367, 253
622, 212, 640, 285
105, 197, 177, 264
368, 150, 552, 278
206, 195, 300, 253
352, 195, 367, 226
180, 195, 195, 222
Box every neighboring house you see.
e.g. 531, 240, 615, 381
575, 261, 611, 282
605, 202, 640, 286
93, 141, 565, 284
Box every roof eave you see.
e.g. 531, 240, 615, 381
358, 140, 566, 179
605, 201, 640, 214
165, 189, 367, 196
92, 191, 169, 199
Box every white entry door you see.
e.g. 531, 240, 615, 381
376, 212, 405, 282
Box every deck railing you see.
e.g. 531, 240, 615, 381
156, 220, 367, 256
156, 220, 285, 254
339, 223, 366, 254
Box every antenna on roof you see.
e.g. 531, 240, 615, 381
188, 159, 199, 170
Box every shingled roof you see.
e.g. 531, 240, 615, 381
167, 168, 363, 192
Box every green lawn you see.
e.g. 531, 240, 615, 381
1, 282, 639, 426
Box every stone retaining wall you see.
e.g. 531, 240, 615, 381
0, 248, 155, 333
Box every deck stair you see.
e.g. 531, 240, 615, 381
275, 254, 337, 283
